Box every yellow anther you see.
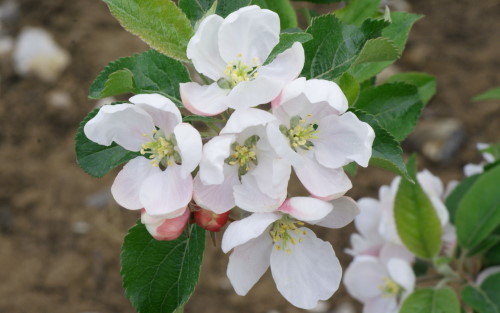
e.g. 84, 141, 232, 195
140, 130, 180, 168
379, 277, 402, 297
269, 215, 306, 255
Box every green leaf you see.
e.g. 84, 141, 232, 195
75, 108, 139, 178
484, 241, 500, 266
343, 162, 358, 176
354, 82, 423, 141
394, 155, 442, 259
216, 0, 251, 17
462, 285, 500, 313
444, 174, 480, 223
265, 32, 313, 65
400, 288, 460, 313
467, 235, 500, 257
89, 50, 190, 106
302, 14, 388, 80
337, 72, 360, 106
179, 0, 215, 26
122, 222, 206, 313
251, 0, 298, 29
349, 12, 422, 82
335, 0, 381, 26
352, 109, 410, 180
182, 115, 221, 123
353, 37, 400, 65
386, 72, 437, 105
102, 0, 193, 62
456, 165, 500, 249
473, 87, 500, 102
290, 0, 342, 3
481, 143, 500, 161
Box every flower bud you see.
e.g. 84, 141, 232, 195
141, 208, 190, 241
194, 208, 230, 232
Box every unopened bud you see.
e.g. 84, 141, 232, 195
141, 208, 190, 241
193, 208, 230, 232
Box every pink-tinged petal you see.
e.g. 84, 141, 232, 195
266, 123, 303, 166
476, 266, 500, 286
344, 255, 386, 302
303, 79, 348, 115
218, 6, 279, 64
180, 82, 229, 116
314, 112, 374, 169
233, 174, 286, 213
227, 232, 273, 295
250, 153, 291, 199
279, 197, 333, 222
186, 14, 226, 81
193, 167, 239, 214
387, 258, 415, 296
270, 228, 341, 309
363, 297, 399, 313
199, 135, 235, 185
355, 197, 382, 237
271, 77, 307, 113
174, 123, 202, 177
313, 196, 360, 228
346, 233, 383, 257
143, 207, 190, 241
139, 164, 193, 216
294, 155, 352, 200
111, 157, 160, 210
84, 103, 153, 151
221, 212, 281, 253
220, 108, 276, 135
379, 243, 415, 265
129, 93, 181, 132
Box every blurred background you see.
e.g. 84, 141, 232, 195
0, 0, 499, 312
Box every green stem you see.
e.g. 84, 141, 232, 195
173, 306, 184, 313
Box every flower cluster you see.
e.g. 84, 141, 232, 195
344, 169, 457, 313
84, 6, 375, 309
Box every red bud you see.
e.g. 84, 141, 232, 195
194, 209, 230, 232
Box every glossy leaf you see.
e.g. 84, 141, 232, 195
265, 32, 313, 65
335, 0, 381, 26
179, 0, 216, 25
353, 37, 400, 65
216, 0, 251, 17
338, 72, 360, 106
385, 72, 437, 105
444, 174, 480, 223
473, 87, 500, 102
400, 288, 460, 313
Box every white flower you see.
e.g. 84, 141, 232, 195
194, 108, 290, 213
464, 143, 496, 176
344, 256, 415, 313
267, 78, 375, 200
84, 94, 202, 217
180, 6, 304, 116
221, 196, 359, 309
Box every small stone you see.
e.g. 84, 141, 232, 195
72, 221, 90, 235
308, 300, 330, 313
85, 190, 114, 209
0, 0, 19, 25
0, 35, 13, 56
13, 27, 70, 82
266, 310, 281, 313
332, 302, 356, 313
95, 96, 117, 108
46, 90, 73, 109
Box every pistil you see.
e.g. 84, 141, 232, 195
280, 114, 319, 151
140, 130, 181, 168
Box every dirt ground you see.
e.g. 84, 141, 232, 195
0, 0, 499, 312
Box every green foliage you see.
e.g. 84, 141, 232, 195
354, 83, 423, 142
251, 0, 298, 29
122, 222, 206, 313
179, 0, 216, 25
481, 143, 500, 161
290, 0, 342, 3
462, 273, 500, 313
473, 87, 500, 101
265, 32, 313, 65
216, 0, 251, 17
89, 50, 190, 106
445, 174, 480, 223
338, 72, 360, 106
353, 37, 400, 65
394, 156, 442, 259
456, 165, 500, 249
102, 0, 193, 62
386, 72, 437, 105
302, 14, 388, 80
335, 0, 381, 26
75, 108, 139, 178
400, 288, 460, 313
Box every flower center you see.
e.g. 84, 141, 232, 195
218, 54, 261, 89
140, 130, 181, 168
379, 277, 402, 298
279, 115, 319, 151
269, 215, 306, 255
224, 135, 259, 176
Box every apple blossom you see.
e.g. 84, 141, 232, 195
141, 208, 190, 241
221, 196, 359, 309
267, 78, 375, 200
180, 6, 304, 116
464, 143, 496, 176
84, 93, 202, 217
193, 207, 230, 232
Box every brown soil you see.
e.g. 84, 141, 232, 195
0, 0, 498, 312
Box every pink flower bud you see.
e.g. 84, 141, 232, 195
141, 208, 190, 241
194, 208, 230, 232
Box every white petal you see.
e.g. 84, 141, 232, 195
272, 77, 307, 113
314, 112, 374, 168
464, 163, 484, 176
294, 155, 352, 200
218, 6, 279, 64
363, 297, 399, 313
220, 108, 276, 135
199, 135, 235, 185
193, 167, 239, 214
180, 82, 229, 116
347, 233, 383, 257
129, 93, 182, 132
279, 197, 333, 222
476, 266, 500, 285
313, 196, 360, 228
84, 103, 153, 151
260, 42, 304, 87
304, 79, 348, 115
355, 197, 382, 237
186, 14, 226, 81
387, 258, 415, 294
379, 243, 415, 265
111, 157, 160, 210
250, 153, 291, 198
344, 255, 386, 302
233, 174, 286, 213
143, 207, 190, 241
221, 212, 281, 253
417, 169, 444, 199
174, 123, 202, 177
266, 123, 303, 166
139, 165, 193, 216
270, 228, 342, 309
227, 232, 273, 295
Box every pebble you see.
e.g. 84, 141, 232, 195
332, 302, 356, 313
84, 190, 114, 209
72, 221, 90, 235
46, 90, 73, 109
308, 300, 330, 313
